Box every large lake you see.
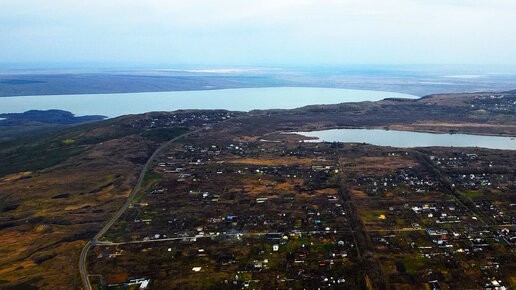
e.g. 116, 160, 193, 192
0, 87, 416, 117
295, 129, 516, 150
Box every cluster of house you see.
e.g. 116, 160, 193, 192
353, 166, 439, 196
469, 93, 516, 113
476, 200, 516, 225
410, 202, 466, 224
431, 152, 481, 168
372, 222, 511, 288
229, 231, 352, 288
111, 139, 363, 286
432, 152, 513, 191
144, 191, 347, 239
125, 111, 235, 129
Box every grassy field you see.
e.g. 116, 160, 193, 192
0, 115, 190, 289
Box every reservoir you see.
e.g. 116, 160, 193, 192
295, 128, 516, 150
0, 87, 416, 118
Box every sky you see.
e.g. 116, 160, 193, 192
1, 0, 516, 67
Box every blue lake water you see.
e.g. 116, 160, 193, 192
295, 129, 516, 150
0, 87, 416, 117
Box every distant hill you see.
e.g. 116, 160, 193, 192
0, 110, 105, 139
0, 73, 287, 97
0, 109, 105, 124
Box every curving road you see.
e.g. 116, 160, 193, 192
79, 127, 207, 290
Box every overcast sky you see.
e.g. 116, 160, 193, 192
2, 0, 516, 66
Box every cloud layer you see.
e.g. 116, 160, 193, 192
1, 0, 516, 65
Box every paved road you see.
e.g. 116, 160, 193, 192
79, 127, 207, 290
92, 230, 358, 246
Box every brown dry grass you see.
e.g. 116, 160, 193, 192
105, 272, 129, 284
238, 176, 303, 195
341, 156, 415, 175
383, 123, 516, 137
315, 188, 338, 195
420, 93, 478, 106
233, 136, 260, 142
0, 134, 157, 289
0, 226, 86, 289
400, 122, 516, 128
228, 157, 315, 167
351, 189, 368, 198
0, 171, 32, 182
0, 260, 37, 277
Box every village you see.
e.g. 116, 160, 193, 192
122, 110, 239, 130
83, 117, 515, 290
88, 137, 364, 289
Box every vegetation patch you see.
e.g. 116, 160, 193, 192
462, 190, 484, 199
142, 127, 188, 142
402, 255, 429, 274
51, 193, 70, 199
31, 252, 57, 265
